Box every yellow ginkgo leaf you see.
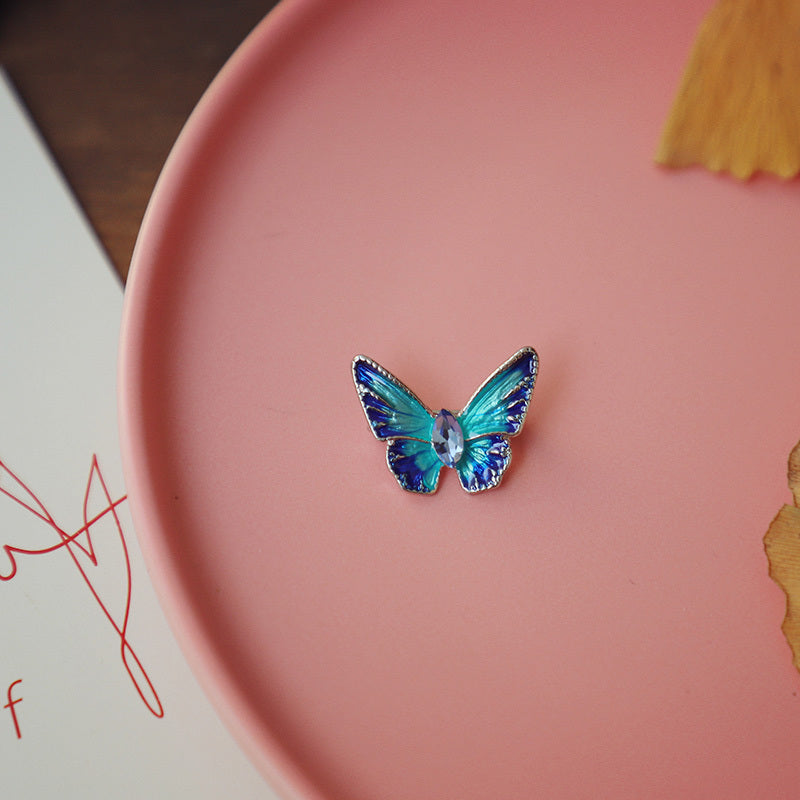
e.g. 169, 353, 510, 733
657, 0, 800, 179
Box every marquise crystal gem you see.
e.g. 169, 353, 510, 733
431, 409, 464, 467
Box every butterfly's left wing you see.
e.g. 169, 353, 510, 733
352, 356, 434, 441
387, 438, 443, 494
353, 355, 440, 493
454, 347, 538, 493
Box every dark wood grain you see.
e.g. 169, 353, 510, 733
0, 0, 280, 282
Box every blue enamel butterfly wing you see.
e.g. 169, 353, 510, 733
352, 348, 538, 494
386, 438, 442, 493
455, 435, 511, 493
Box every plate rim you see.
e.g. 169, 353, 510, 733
118, 1, 330, 797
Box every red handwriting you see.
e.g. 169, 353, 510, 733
4, 679, 22, 739
0, 456, 163, 718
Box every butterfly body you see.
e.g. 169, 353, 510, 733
352, 348, 538, 493
431, 409, 464, 467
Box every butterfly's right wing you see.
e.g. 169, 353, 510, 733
352, 355, 441, 493
457, 347, 538, 440
453, 347, 538, 492
455, 434, 511, 493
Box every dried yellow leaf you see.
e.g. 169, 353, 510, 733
656, 0, 800, 179
764, 441, 800, 671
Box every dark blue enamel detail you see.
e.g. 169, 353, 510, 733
456, 434, 511, 492
353, 357, 433, 441
387, 438, 442, 493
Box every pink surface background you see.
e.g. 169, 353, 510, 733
120, 1, 800, 798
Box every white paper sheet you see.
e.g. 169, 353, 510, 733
0, 69, 277, 798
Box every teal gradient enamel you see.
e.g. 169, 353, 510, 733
353, 357, 433, 442
458, 348, 537, 440
387, 438, 442, 493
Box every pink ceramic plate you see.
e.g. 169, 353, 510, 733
120, 2, 800, 798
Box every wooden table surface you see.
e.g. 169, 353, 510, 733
1, 0, 281, 283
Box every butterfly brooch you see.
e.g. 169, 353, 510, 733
352, 347, 538, 493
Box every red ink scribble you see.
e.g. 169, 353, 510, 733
4, 679, 22, 739
0, 456, 163, 718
